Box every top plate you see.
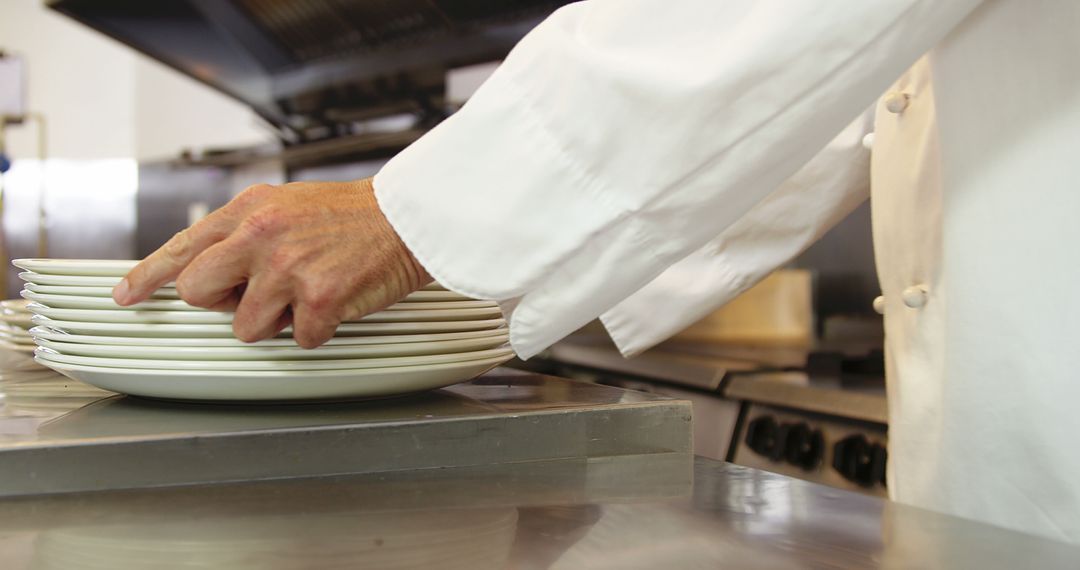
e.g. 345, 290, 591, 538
21, 291, 495, 313
17, 261, 450, 290
22, 284, 470, 302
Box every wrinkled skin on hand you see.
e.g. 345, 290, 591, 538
113, 178, 430, 348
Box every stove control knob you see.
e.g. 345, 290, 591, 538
833, 434, 874, 486
784, 423, 825, 470
769, 422, 793, 462
745, 416, 779, 458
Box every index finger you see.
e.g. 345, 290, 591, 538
114, 213, 236, 305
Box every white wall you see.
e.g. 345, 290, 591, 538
0, 0, 273, 295
0, 0, 271, 161
133, 57, 272, 161
0, 0, 136, 159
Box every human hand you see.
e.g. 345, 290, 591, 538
113, 178, 430, 348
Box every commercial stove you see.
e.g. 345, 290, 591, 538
534, 331, 890, 497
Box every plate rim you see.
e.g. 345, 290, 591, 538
28, 326, 508, 346
36, 351, 512, 378
34, 346, 514, 371
29, 316, 508, 336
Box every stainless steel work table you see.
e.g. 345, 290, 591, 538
0, 361, 1077, 567
0, 366, 690, 496
1, 454, 1078, 568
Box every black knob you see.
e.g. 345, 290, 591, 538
783, 423, 824, 471
833, 435, 887, 487
745, 416, 779, 458
768, 422, 793, 462
833, 434, 871, 486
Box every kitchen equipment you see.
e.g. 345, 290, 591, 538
46, 0, 576, 146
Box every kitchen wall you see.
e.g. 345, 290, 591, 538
0, 0, 270, 161
0, 0, 273, 295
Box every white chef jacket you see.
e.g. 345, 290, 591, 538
376, 0, 1080, 543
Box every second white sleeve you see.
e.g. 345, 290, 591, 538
601, 110, 874, 356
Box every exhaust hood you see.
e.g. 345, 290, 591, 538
48, 0, 572, 144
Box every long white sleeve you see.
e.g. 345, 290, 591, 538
601, 110, 874, 356
375, 0, 982, 359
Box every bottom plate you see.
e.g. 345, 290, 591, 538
36, 353, 513, 402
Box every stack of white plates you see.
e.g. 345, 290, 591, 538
0, 298, 36, 354
14, 259, 513, 402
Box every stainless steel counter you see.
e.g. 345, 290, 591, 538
1, 453, 1077, 569
2, 351, 1077, 568
0, 361, 690, 496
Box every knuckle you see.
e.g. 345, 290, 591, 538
301, 285, 340, 314
239, 183, 274, 202
162, 230, 191, 260
240, 205, 288, 239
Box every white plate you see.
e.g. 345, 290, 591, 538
22, 284, 473, 303
13, 258, 137, 276
24, 284, 182, 299
36, 353, 512, 401
18, 272, 160, 287
0, 324, 32, 339
26, 304, 502, 324
0, 314, 34, 329
35, 335, 508, 361
0, 334, 35, 347
31, 316, 507, 337
23, 291, 197, 311
18, 264, 448, 287
24, 284, 174, 298
28, 304, 234, 324
21, 291, 495, 313
35, 346, 512, 371
29, 326, 506, 347
1, 299, 30, 313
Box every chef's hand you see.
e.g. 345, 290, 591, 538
112, 178, 431, 348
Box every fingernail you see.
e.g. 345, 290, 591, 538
113, 279, 131, 305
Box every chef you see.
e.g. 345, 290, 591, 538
114, 0, 1079, 543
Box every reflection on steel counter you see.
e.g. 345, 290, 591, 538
0, 456, 1077, 568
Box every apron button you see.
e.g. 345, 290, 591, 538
872, 295, 886, 315
862, 132, 875, 150
901, 285, 929, 308
884, 92, 910, 114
